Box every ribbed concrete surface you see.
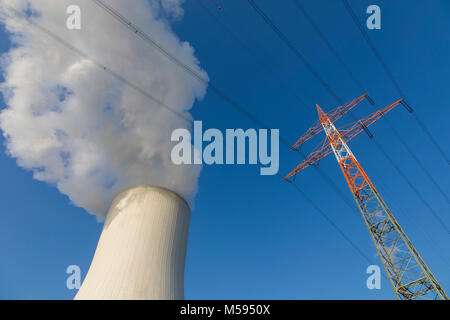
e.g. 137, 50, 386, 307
75, 185, 190, 300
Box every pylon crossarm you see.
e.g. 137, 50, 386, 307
327, 93, 368, 120
291, 93, 369, 150
290, 119, 322, 150
286, 98, 403, 180
285, 136, 332, 180
338, 99, 403, 141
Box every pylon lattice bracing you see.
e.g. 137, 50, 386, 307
286, 96, 448, 300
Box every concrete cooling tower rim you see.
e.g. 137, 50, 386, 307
111, 184, 190, 211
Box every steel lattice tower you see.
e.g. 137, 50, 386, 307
286, 95, 448, 300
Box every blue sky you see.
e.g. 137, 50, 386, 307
1, 0, 449, 299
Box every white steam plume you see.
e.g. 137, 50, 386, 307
0, 0, 208, 220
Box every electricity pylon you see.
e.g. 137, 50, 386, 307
286, 94, 448, 300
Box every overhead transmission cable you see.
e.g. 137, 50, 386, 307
341, 0, 449, 165
247, 0, 345, 106
1, 2, 374, 266
291, 0, 366, 93
246, 0, 449, 234
195, 0, 314, 118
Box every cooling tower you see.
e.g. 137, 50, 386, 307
75, 185, 190, 300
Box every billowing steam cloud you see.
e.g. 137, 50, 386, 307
0, 0, 208, 220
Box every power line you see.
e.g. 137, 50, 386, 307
381, 117, 450, 205
0, 2, 376, 267
368, 162, 450, 267
291, 0, 449, 205
247, 0, 449, 233
291, 0, 366, 93
341, 0, 449, 165
247, 0, 344, 105
284, 175, 375, 265
371, 138, 449, 234
195, 0, 314, 118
